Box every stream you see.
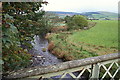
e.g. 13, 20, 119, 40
30, 35, 62, 67
29, 35, 88, 79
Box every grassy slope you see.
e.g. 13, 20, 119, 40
99, 11, 118, 18
82, 11, 118, 20
48, 20, 118, 61
92, 14, 117, 20
68, 20, 118, 48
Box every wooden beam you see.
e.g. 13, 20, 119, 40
5, 53, 120, 79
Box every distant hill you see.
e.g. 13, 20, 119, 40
82, 11, 118, 20
47, 11, 81, 15
47, 11, 118, 20
47, 11, 81, 18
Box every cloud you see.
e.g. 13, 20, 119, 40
44, 0, 119, 13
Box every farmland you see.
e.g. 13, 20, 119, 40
47, 20, 118, 61
68, 20, 118, 48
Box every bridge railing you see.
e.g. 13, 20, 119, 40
5, 53, 120, 80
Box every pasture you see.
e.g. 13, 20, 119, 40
68, 20, 118, 48
48, 20, 118, 60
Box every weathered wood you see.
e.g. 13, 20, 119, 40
91, 63, 100, 78
5, 53, 120, 79
27, 65, 91, 79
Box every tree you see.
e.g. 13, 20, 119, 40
65, 15, 88, 30
64, 15, 72, 23
2, 2, 47, 72
72, 15, 88, 29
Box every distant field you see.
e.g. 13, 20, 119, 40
68, 20, 118, 48
91, 11, 118, 20
48, 20, 118, 60
49, 11, 118, 20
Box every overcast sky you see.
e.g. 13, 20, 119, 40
43, 0, 120, 13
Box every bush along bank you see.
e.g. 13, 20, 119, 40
46, 32, 98, 61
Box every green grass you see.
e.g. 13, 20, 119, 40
68, 20, 118, 48
92, 14, 117, 20
48, 20, 118, 61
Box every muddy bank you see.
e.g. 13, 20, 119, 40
46, 33, 76, 61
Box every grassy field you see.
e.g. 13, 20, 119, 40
68, 20, 118, 48
47, 20, 118, 61
91, 12, 118, 20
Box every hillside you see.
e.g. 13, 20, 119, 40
47, 11, 81, 18
47, 11, 81, 15
83, 11, 118, 20
47, 11, 118, 20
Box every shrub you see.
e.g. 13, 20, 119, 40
2, 2, 47, 72
63, 54, 75, 61
2, 46, 31, 71
65, 15, 88, 30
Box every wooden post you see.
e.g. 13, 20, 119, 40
91, 63, 100, 79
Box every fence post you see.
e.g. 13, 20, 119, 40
90, 63, 100, 79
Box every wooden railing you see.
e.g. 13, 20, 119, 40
5, 53, 120, 80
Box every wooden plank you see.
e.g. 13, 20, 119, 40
27, 65, 91, 79
6, 53, 120, 79
91, 64, 100, 78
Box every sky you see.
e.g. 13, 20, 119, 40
43, 0, 120, 13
